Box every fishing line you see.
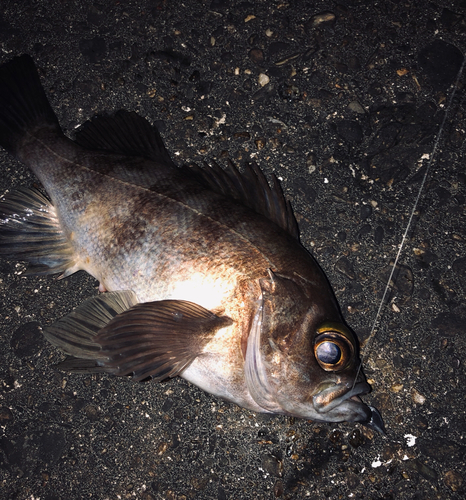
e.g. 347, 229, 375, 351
353, 55, 466, 390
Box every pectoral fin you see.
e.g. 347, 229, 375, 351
44, 291, 233, 382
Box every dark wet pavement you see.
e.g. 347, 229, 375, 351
0, 1, 465, 499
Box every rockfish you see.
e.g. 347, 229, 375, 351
0, 55, 384, 432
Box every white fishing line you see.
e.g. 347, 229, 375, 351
353, 54, 466, 389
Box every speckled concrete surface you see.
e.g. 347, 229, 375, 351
0, 1, 465, 499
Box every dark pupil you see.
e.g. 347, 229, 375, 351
316, 342, 341, 364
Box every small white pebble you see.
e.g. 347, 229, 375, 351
258, 73, 269, 86
404, 434, 417, 447
412, 389, 426, 405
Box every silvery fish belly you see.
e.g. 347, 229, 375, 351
0, 55, 384, 432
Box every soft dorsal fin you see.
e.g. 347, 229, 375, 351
74, 110, 177, 167
75, 110, 299, 239
185, 160, 300, 240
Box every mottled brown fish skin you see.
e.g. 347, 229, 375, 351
16, 126, 343, 412
0, 55, 384, 430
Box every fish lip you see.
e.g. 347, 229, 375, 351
326, 388, 386, 433
313, 381, 371, 414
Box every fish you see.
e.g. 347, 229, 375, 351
0, 55, 384, 433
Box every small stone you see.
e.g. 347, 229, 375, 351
243, 78, 253, 91
357, 224, 371, 239
360, 204, 372, 220
418, 40, 464, 92
161, 398, 174, 412
412, 389, 426, 404
10, 322, 44, 358
444, 470, 463, 492
348, 100, 365, 114
268, 41, 290, 59
397, 68, 410, 76
84, 404, 101, 421
258, 73, 270, 86
233, 131, 250, 140
279, 84, 300, 101
157, 442, 169, 455
308, 11, 336, 28
328, 429, 342, 443
374, 225, 384, 245
391, 303, 400, 313
405, 459, 438, 481
348, 56, 361, 70
336, 119, 363, 144
261, 454, 282, 477
348, 430, 364, 448
0, 406, 14, 425
255, 138, 266, 149
307, 154, 317, 174
379, 264, 414, 300
335, 256, 355, 280
249, 48, 264, 65
273, 479, 284, 497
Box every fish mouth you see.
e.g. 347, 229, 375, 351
311, 380, 385, 433
313, 380, 371, 413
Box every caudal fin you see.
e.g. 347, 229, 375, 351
0, 55, 61, 156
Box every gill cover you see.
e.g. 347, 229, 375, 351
244, 271, 309, 413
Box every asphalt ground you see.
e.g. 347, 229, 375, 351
0, 1, 465, 499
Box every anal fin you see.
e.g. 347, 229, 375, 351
0, 187, 76, 275
44, 291, 233, 382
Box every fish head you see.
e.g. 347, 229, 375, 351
245, 271, 384, 432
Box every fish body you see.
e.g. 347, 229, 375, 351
0, 55, 384, 431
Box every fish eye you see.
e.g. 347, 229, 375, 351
316, 341, 341, 365
314, 327, 355, 372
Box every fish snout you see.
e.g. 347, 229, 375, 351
310, 379, 385, 432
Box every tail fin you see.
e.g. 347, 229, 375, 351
0, 55, 61, 156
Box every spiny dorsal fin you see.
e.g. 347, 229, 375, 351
75, 111, 299, 239
186, 160, 300, 240
74, 110, 177, 167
